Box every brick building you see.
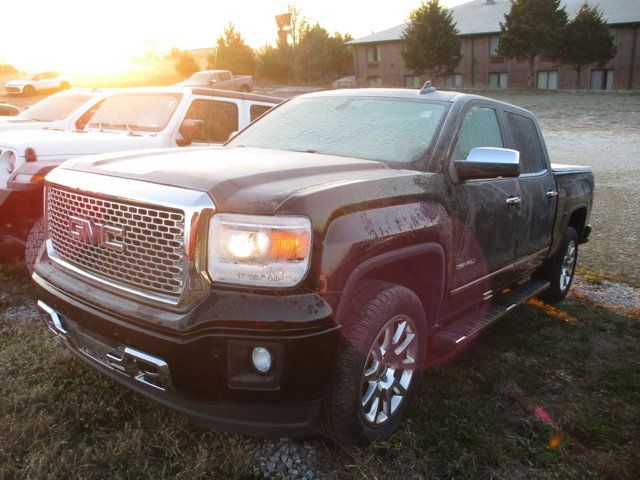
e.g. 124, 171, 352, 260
346, 0, 640, 90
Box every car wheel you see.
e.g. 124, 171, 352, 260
23, 85, 35, 96
60, 81, 71, 90
319, 280, 426, 445
25, 218, 46, 275
539, 227, 579, 303
240, 85, 251, 93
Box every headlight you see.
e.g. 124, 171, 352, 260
207, 214, 312, 287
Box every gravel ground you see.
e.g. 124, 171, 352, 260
570, 274, 640, 316
253, 438, 321, 479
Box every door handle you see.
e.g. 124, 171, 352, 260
547, 190, 558, 198
505, 196, 521, 206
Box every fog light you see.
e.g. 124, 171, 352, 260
251, 346, 272, 373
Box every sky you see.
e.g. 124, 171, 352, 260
1, 0, 470, 74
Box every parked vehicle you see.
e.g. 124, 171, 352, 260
4, 71, 70, 95
33, 87, 593, 445
174, 70, 253, 92
0, 86, 281, 266
0, 103, 20, 116
331, 76, 355, 89
0, 89, 108, 133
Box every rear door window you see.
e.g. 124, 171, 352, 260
250, 104, 272, 122
506, 112, 546, 173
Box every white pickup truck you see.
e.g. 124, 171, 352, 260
0, 86, 281, 266
0, 86, 281, 188
174, 70, 253, 92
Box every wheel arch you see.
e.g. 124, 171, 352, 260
334, 244, 446, 332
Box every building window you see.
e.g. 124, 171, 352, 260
404, 75, 421, 88
444, 74, 462, 88
610, 27, 618, 47
590, 69, 614, 90
488, 72, 508, 88
367, 76, 382, 87
537, 70, 558, 90
366, 45, 380, 63
489, 35, 500, 56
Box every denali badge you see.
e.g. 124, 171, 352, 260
68, 216, 125, 251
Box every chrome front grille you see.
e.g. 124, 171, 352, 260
47, 185, 186, 299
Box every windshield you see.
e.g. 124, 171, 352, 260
19, 93, 93, 122
87, 93, 182, 132
228, 96, 449, 165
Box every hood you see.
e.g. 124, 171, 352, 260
60, 147, 423, 214
0, 129, 147, 156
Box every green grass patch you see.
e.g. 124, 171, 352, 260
2, 262, 639, 479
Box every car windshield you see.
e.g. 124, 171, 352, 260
87, 93, 182, 132
19, 93, 93, 122
227, 96, 449, 165
188, 72, 210, 83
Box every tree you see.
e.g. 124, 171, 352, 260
559, 3, 616, 88
210, 23, 257, 75
174, 50, 199, 78
401, 0, 461, 82
498, 0, 568, 88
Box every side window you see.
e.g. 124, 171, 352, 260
183, 99, 239, 143
75, 99, 104, 130
506, 112, 545, 173
221, 71, 233, 82
453, 106, 503, 160
250, 104, 272, 122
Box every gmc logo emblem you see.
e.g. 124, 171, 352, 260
68, 216, 126, 252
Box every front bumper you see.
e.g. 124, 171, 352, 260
33, 256, 341, 437
5, 85, 23, 94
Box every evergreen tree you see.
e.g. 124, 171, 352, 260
210, 23, 257, 75
401, 0, 461, 82
559, 3, 616, 88
174, 51, 199, 78
498, 0, 568, 88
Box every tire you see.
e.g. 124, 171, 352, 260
539, 227, 579, 303
60, 81, 71, 90
239, 85, 251, 93
319, 280, 426, 445
23, 85, 35, 96
25, 218, 46, 275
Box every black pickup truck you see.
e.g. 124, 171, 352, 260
33, 88, 594, 445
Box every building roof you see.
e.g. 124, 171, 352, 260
346, 0, 640, 45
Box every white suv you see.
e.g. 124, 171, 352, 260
4, 71, 71, 95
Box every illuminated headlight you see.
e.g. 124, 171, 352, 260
208, 214, 312, 287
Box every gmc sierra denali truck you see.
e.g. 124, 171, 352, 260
33, 87, 594, 445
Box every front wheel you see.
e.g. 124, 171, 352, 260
319, 281, 426, 445
539, 227, 579, 303
60, 81, 71, 90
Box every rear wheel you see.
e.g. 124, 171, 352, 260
23, 85, 35, 96
539, 227, 578, 303
319, 281, 426, 445
60, 81, 70, 90
239, 85, 251, 93
25, 218, 45, 274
